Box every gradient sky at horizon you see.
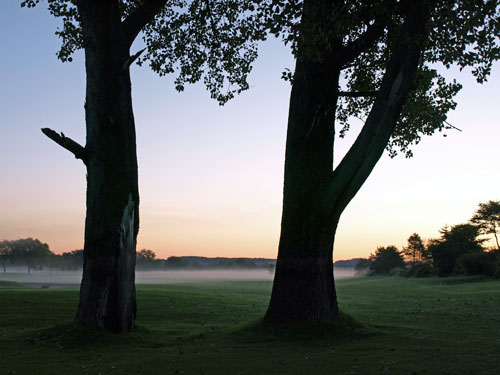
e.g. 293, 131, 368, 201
1, 3, 499, 260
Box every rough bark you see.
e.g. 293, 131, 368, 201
38, 0, 168, 332
264, 1, 430, 326
58, 0, 141, 332
264, 47, 342, 325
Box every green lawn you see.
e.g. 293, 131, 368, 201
0, 276, 499, 374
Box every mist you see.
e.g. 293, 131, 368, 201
0, 267, 358, 288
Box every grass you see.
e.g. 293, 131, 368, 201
0, 277, 499, 374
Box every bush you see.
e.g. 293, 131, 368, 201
389, 267, 405, 276
455, 251, 500, 277
403, 262, 435, 278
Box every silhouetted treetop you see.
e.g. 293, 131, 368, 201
403, 233, 426, 263
369, 245, 405, 275
21, 0, 266, 104
470, 200, 500, 250
262, 0, 500, 157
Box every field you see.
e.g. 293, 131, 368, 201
0, 276, 499, 374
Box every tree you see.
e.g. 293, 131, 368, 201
60, 249, 84, 270
23, 0, 262, 331
470, 200, 500, 250
10, 238, 52, 274
0, 240, 12, 273
354, 258, 372, 272
369, 245, 405, 275
402, 233, 426, 263
263, 1, 500, 326
428, 224, 484, 276
136, 249, 156, 270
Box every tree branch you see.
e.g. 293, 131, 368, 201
340, 17, 387, 66
122, 48, 146, 72
322, 2, 430, 217
122, 0, 168, 48
338, 90, 377, 97
41, 128, 87, 164
444, 120, 462, 132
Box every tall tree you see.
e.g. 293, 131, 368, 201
10, 238, 52, 274
470, 200, 500, 250
428, 224, 484, 276
22, 0, 263, 332
369, 245, 405, 275
403, 233, 426, 263
263, 0, 500, 326
0, 240, 12, 273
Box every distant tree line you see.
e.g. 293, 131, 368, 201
138, 252, 277, 271
0, 238, 83, 274
355, 200, 500, 278
0, 241, 278, 273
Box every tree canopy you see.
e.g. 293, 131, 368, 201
369, 245, 405, 275
428, 224, 485, 276
21, 0, 266, 104
10, 238, 52, 274
403, 233, 426, 263
265, 0, 500, 157
470, 200, 500, 250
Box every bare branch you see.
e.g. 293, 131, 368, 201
122, 48, 146, 72
444, 120, 462, 132
338, 90, 377, 98
122, 0, 168, 48
41, 128, 87, 164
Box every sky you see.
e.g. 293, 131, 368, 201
1, 3, 499, 261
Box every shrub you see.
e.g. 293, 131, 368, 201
455, 251, 500, 277
403, 262, 435, 277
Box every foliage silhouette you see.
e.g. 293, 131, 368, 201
402, 233, 426, 263
10, 238, 52, 274
470, 200, 500, 250
369, 245, 405, 275
428, 224, 484, 276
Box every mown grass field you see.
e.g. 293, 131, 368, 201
0, 276, 499, 374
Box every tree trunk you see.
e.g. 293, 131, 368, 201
75, 1, 139, 332
264, 54, 342, 325
265, 214, 340, 325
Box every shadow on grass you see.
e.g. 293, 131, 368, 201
25, 311, 376, 352
232, 311, 375, 344
25, 322, 167, 350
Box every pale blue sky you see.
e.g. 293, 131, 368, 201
1, 2, 499, 259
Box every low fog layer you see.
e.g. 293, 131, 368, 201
0, 267, 357, 288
